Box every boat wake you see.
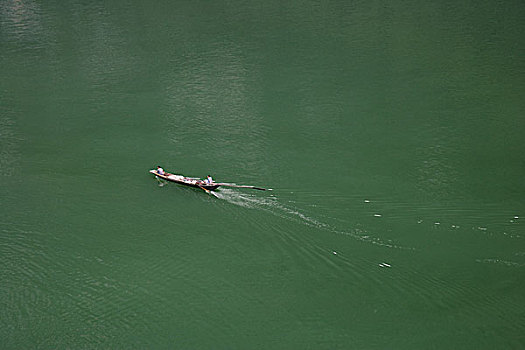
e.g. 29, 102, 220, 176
214, 188, 413, 250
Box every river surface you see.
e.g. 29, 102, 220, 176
1, 0, 524, 348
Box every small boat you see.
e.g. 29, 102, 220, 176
149, 169, 271, 193
149, 170, 220, 191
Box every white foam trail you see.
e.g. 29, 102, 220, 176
215, 189, 413, 250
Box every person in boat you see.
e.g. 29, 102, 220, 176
156, 166, 165, 176
205, 175, 213, 184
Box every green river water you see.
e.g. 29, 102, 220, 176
1, 0, 524, 348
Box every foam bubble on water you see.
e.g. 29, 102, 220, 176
214, 188, 275, 209
476, 258, 524, 267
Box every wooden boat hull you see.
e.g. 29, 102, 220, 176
150, 170, 220, 191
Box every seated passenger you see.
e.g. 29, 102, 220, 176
156, 166, 165, 175
205, 175, 213, 184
